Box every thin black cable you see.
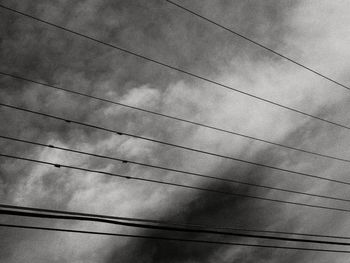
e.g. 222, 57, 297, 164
3, 203, 350, 241
2, 72, 350, 165
0, 2, 350, 252
1, 4, 350, 132
166, 0, 350, 93
1, 224, 350, 253
1, 102, 349, 187
2, 208, 350, 246
3, 153, 350, 214
2, 134, 350, 203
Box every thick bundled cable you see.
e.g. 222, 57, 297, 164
2, 206, 350, 246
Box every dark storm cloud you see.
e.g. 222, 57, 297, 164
104, 115, 338, 263
105, 162, 282, 263
105, 114, 350, 263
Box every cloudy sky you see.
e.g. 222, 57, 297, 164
1, 0, 350, 262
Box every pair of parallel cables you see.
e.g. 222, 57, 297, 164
2, 204, 350, 253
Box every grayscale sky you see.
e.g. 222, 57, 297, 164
1, 0, 350, 262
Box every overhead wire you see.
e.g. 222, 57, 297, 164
1, 102, 350, 187
2, 71, 350, 165
3, 152, 350, 213
1, 223, 350, 253
1, 3, 350, 133
165, 0, 350, 92
3, 203, 350, 241
2, 134, 350, 203
1, 2, 350, 254
2, 2, 350, 252
2, 207, 350, 246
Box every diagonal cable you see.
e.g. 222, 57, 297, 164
2, 134, 350, 203
1, 223, 350, 253
166, 0, 350, 92
2, 152, 350, 213
1, 102, 349, 186
1, 71, 350, 165
2, 208, 350, 246
2, 203, 350, 241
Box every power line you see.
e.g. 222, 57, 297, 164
1, 4, 350, 132
1, 3, 349, 254
166, 0, 350, 93
2, 134, 350, 203
2, 152, 350, 214
1, 102, 349, 187
2, 72, 350, 165
1, 224, 350, 253
2, 208, 350, 246
3, 203, 350, 241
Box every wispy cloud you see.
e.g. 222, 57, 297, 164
1, 0, 350, 262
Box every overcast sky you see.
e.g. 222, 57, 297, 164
1, 0, 350, 262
